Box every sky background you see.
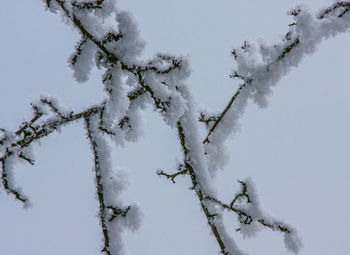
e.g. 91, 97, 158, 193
0, 1, 350, 255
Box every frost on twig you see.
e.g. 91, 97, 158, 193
0, 95, 99, 207
3, 1, 350, 255
156, 163, 188, 184
203, 2, 350, 174
85, 115, 142, 255
205, 179, 302, 254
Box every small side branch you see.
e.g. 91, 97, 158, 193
198, 113, 219, 127
157, 164, 188, 184
18, 152, 35, 165
71, 0, 104, 10
1, 153, 28, 204
205, 180, 292, 235
257, 219, 291, 233
205, 195, 253, 225
107, 205, 131, 222
40, 98, 73, 120
203, 81, 249, 144
319, 2, 350, 19
230, 180, 251, 206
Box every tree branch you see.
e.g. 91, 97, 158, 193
3, 1, 348, 254
203, 81, 250, 144
177, 120, 229, 255
202, 1, 350, 144
85, 116, 112, 255
157, 163, 188, 184
204, 180, 292, 234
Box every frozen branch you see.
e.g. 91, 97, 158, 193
107, 205, 131, 222
85, 115, 139, 255
319, 1, 350, 18
203, 1, 350, 174
204, 180, 292, 234
0, 100, 101, 205
85, 116, 113, 255
157, 163, 188, 184
3, 1, 348, 254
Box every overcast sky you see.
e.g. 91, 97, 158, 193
1, 1, 349, 255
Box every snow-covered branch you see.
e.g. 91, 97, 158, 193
0, 96, 101, 206
85, 115, 141, 255
2, 0, 350, 254
203, 2, 350, 174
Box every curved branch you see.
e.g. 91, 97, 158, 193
202, 1, 350, 144
157, 163, 188, 184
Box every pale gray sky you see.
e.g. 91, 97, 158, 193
0, 1, 349, 255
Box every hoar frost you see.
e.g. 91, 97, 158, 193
3, 1, 350, 255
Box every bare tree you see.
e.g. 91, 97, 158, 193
1, 1, 350, 254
